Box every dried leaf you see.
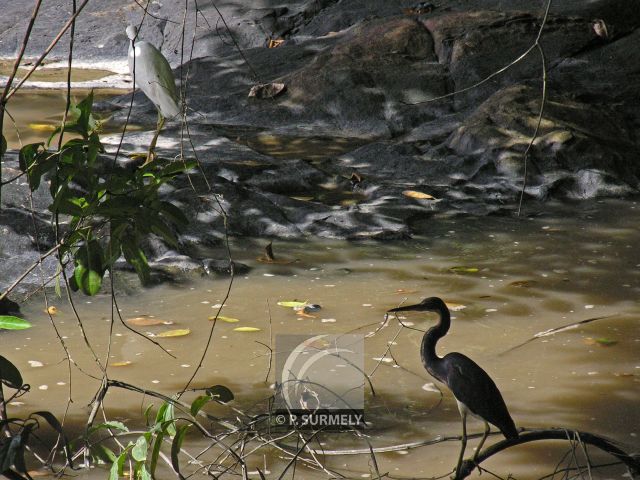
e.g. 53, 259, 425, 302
46, 306, 58, 315
208, 316, 240, 323
421, 382, 440, 393
403, 190, 435, 200
126, 316, 170, 326
592, 19, 609, 39
156, 329, 191, 338
248, 82, 286, 99
233, 327, 261, 333
268, 39, 285, 48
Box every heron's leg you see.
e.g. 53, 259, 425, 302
144, 111, 165, 165
455, 411, 468, 478
473, 421, 491, 468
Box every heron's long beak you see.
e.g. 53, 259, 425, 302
387, 303, 424, 313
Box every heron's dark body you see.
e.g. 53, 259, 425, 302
424, 346, 518, 439
391, 297, 518, 440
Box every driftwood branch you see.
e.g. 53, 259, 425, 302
457, 428, 640, 479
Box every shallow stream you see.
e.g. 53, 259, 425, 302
6, 198, 640, 479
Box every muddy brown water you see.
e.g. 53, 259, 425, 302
5, 199, 639, 479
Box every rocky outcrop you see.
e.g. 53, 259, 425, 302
2, 0, 640, 294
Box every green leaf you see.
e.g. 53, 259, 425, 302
170, 424, 190, 480
137, 463, 152, 480
131, 435, 148, 462
159, 201, 188, 228
160, 160, 197, 178
156, 402, 176, 438
122, 240, 150, 285
149, 431, 164, 478
277, 300, 309, 308
90, 443, 117, 464
449, 266, 479, 273
149, 217, 179, 248
110, 451, 128, 480
0, 355, 23, 389
32, 411, 74, 468
89, 421, 129, 435
0, 316, 32, 330
205, 385, 234, 404
190, 396, 212, 416
73, 241, 105, 296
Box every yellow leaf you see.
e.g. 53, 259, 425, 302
46, 306, 58, 315
277, 300, 308, 308
209, 316, 240, 323
110, 361, 132, 367
233, 327, 261, 332
126, 316, 169, 326
156, 329, 191, 338
28, 123, 56, 132
403, 190, 436, 200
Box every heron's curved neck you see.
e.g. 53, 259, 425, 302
420, 307, 450, 380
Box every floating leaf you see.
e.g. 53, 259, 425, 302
126, 316, 169, 326
0, 315, 32, 330
509, 280, 538, 288
46, 306, 58, 315
584, 337, 618, 347
109, 361, 132, 367
208, 316, 240, 323
28, 360, 44, 368
277, 300, 309, 308
28, 123, 57, 132
156, 329, 191, 338
403, 190, 435, 200
233, 327, 261, 333
449, 266, 479, 274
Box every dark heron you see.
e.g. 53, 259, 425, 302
388, 297, 518, 476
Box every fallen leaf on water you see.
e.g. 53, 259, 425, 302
403, 190, 436, 200
445, 302, 467, 311
277, 300, 309, 308
509, 280, 538, 288
156, 329, 191, 338
233, 327, 261, 332
449, 266, 479, 274
110, 361, 132, 367
126, 316, 171, 326
28, 123, 56, 132
583, 337, 618, 347
46, 306, 58, 315
28, 360, 44, 368
208, 316, 240, 323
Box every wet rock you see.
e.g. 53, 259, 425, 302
445, 85, 640, 199
203, 259, 250, 276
